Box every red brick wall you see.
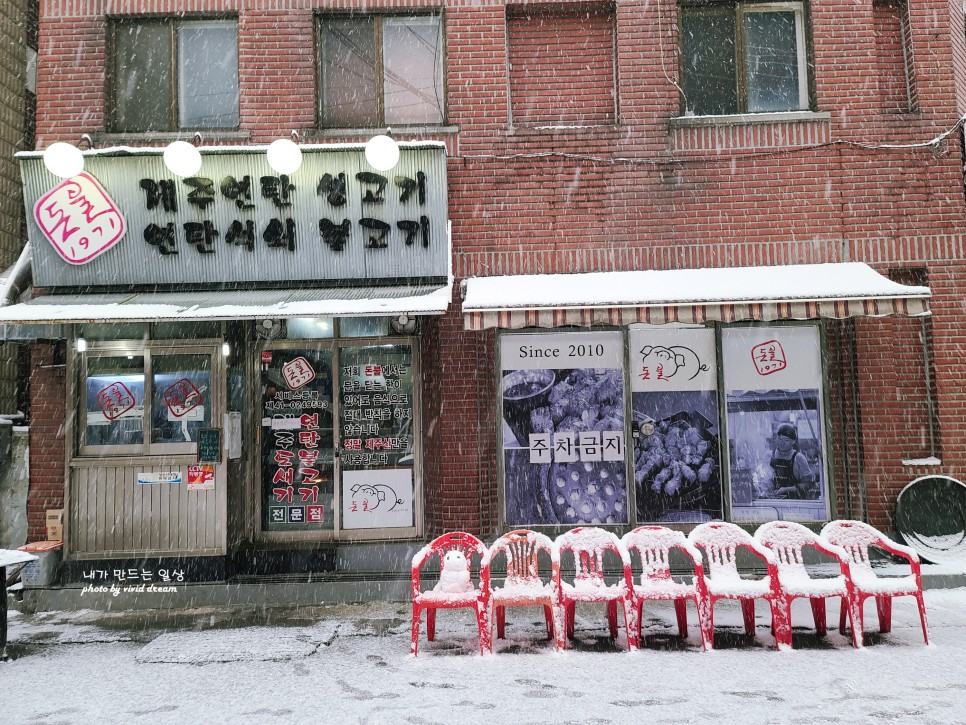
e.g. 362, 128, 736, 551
26, 343, 65, 542
507, 5, 615, 127
29, 0, 966, 539
874, 0, 914, 113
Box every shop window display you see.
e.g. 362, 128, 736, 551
499, 324, 828, 528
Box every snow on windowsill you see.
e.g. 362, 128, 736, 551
669, 110, 832, 128
902, 457, 942, 466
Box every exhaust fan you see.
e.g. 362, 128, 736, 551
256, 318, 285, 340
390, 314, 418, 335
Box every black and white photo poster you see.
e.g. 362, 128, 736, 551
723, 325, 828, 523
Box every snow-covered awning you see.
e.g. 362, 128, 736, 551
0, 281, 452, 325
461, 262, 930, 330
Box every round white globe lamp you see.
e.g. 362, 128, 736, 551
365, 134, 400, 172
267, 138, 303, 175
43, 142, 85, 178
163, 141, 202, 177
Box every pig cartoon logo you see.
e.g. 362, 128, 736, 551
639, 345, 709, 382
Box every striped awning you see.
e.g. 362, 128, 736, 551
462, 263, 930, 331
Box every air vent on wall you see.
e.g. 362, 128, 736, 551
256, 318, 285, 340
390, 314, 418, 335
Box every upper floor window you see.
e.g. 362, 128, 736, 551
108, 18, 239, 133
318, 14, 444, 128
679, 1, 809, 116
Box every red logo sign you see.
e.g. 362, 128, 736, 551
751, 340, 787, 376
281, 356, 316, 390
96, 382, 136, 420
261, 351, 273, 364
33, 172, 126, 265
187, 465, 214, 486
163, 378, 202, 418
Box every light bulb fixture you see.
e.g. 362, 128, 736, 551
75, 337, 87, 353
222, 342, 231, 357
163, 140, 202, 177
43, 142, 85, 178
267, 135, 302, 175
365, 130, 400, 172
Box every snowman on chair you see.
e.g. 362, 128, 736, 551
434, 549, 475, 593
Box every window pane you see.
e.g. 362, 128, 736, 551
85, 356, 145, 447
681, 10, 737, 115
179, 22, 239, 128
77, 323, 148, 341
152, 321, 222, 340
151, 354, 212, 444
340, 345, 416, 529
340, 317, 390, 338
261, 349, 335, 531
743, 10, 802, 112
321, 19, 378, 127
383, 17, 444, 124
286, 318, 335, 339
113, 21, 172, 132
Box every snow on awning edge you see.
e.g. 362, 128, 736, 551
460, 262, 931, 330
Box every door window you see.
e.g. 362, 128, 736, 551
260, 348, 335, 531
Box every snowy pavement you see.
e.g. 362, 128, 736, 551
2, 589, 965, 724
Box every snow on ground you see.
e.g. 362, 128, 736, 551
3, 589, 965, 724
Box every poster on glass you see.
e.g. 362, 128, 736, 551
500, 332, 628, 526
261, 348, 335, 531
339, 344, 416, 530
723, 325, 828, 523
629, 326, 723, 524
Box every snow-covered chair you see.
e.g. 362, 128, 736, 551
486, 529, 564, 651
755, 521, 862, 648
555, 527, 638, 651
688, 521, 790, 650
821, 520, 929, 645
411, 531, 491, 656
622, 525, 711, 651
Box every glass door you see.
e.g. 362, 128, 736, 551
338, 343, 416, 531
259, 346, 336, 531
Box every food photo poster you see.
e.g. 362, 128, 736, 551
500, 332, 629, 526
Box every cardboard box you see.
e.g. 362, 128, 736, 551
46, 509, 63, 542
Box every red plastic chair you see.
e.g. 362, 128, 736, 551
622, 525, 711, 651
555, 527, 639, 651
487, 529, 565, 651
755, 521, 862, 648
411, 531, 491, 656
821, 520, 929, 645
688, 521, 790, 650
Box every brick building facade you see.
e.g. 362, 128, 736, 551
10, 0, 966, 576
